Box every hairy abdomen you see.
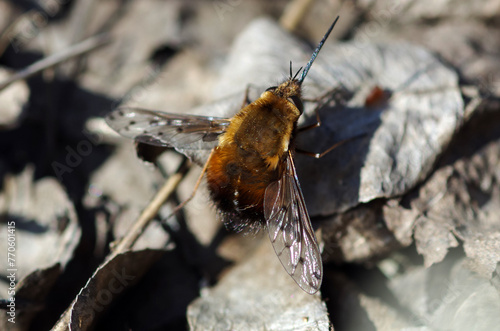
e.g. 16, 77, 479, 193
206, 143, 279, 230
206, 97, 297, 230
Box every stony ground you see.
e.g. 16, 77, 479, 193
0, 1, 499, 330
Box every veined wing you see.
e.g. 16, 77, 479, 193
263, 151, 323, 294
105, 107, 231, 150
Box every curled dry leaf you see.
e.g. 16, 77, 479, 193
67, 250, 164, 330
187, 239, 330, 330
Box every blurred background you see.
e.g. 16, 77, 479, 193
0, 0, 499, 330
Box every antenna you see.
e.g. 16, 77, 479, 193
292, 66, 303, 80
298, 16, 339, 84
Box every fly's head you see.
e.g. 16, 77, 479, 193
265, 78, 304, 115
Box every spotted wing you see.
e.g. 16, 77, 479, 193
105, 107, 231, 150
263, 151, 323, 294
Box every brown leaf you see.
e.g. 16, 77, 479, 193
68, 249, 164, 330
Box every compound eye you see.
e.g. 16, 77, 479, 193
288, 95, 304, 114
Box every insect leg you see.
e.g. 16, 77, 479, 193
296, 133, 366, 159
298, 87, 352, 133
170, 148, 215, 214
297, 104, 322, 133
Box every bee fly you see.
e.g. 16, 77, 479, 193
106, 16, 340, 294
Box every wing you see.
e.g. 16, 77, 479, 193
105, 107, 231, 150
263, 151, 323, 294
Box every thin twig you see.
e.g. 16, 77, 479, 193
108, 157, 191, 259
279, 0, 316, 32
0, 33, 110, 91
